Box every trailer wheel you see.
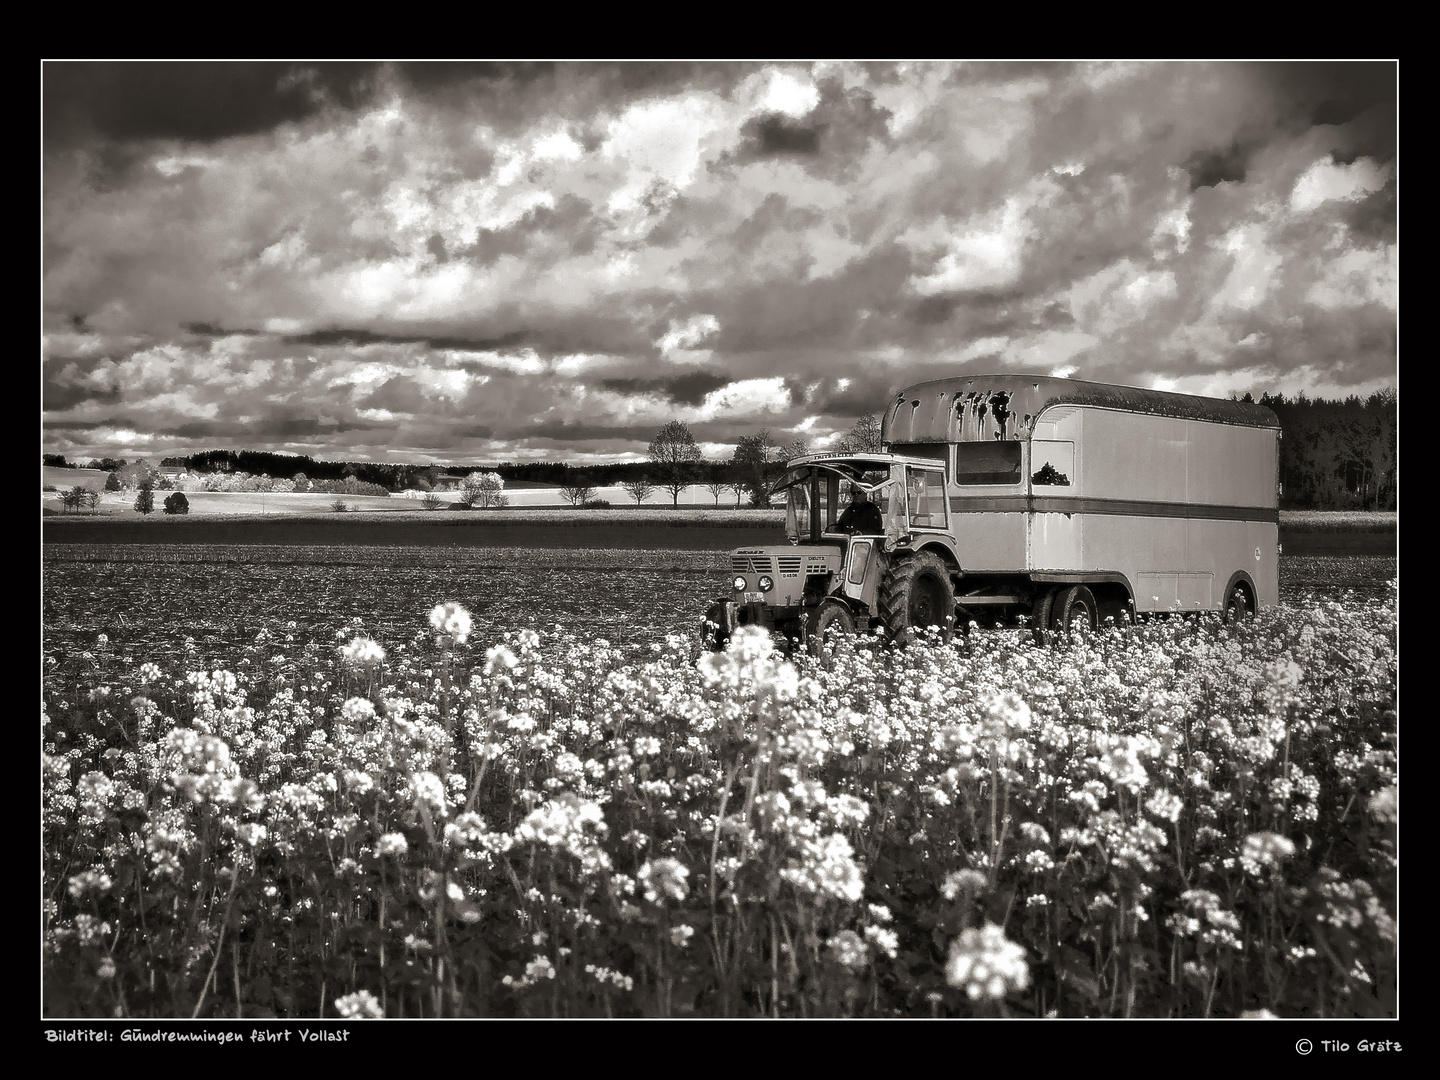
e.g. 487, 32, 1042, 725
1223, 581, 1255, 624
1031, 589, 1056, 644
1052, 585, 1098, 634
805, 599, 856, 659
880, 551, 956, 645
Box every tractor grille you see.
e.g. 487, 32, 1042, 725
732, 555, 772, 574
775, 555, 803, 576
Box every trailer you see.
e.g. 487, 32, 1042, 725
703, 374, 1280, 651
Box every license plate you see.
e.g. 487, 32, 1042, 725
743, 592, 764, 603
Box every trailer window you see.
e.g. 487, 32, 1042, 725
1030, 441, 1074, 487
952, 441, 1022, 485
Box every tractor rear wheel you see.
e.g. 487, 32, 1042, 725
880, 551, 955, 645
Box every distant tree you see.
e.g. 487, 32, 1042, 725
62, 486, 88, 513
163, 491, 189, 515
459, 472, 506, 509
421, 491, 445, 511
558, 474, 596, 507
732, 430, 785, 508
331, 499, 348, 513
43, 454, 69, 468
703, 475, 727, 507
82, 489, 100, 514
837, 413, 884, 454
134, 484, 155, 515
293, 472, 309, 491
621, 477, 655, 506
649, 420, 703, 507
105, 471, 122, 492
728, 478, 747, 508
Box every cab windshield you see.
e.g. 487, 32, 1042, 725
782, 469, 841, 543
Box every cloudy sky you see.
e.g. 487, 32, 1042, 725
42, 61, 1397, 465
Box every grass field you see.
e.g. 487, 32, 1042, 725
41, 467, 109, 491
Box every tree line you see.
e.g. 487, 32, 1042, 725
42, 391, 1395, 510
1245, 390, 1396, 511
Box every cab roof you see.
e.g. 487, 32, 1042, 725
781, 451, 942, 476
883, 373, 1280, 444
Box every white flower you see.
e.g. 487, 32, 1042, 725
334, 990, 383, 1018
638, 858, 690, 903
377, 833, 408, 856
1239, 831, 1296, 876
828, 930, 869, 971
945, 924, 1030, 1000
429, 602, 473, 645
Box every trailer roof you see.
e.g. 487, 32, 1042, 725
882, 374, 1281, 444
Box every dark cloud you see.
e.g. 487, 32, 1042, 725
1257, 61, 1396, 161
359, 377, 430, 414
43, 62, 380, 150
1186, 142, 1254, 190
283, 328, 528, 351
748, 114, 823, 155
525, 420, 659, 442
600, 371, 730, 406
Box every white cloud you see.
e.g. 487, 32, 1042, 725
908, 198, 1032, 295
1151, 202, 1192, 255
758, 71, 820, 119
695, 377, 790, 420
602, 94, 733, 214
657, 314, 721, 364
1212, 224, 1283, 311
1304, 245, 1398, 311
531, 129, 584, 163
1290, 156, 1391, 213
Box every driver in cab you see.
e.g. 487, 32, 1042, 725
834, 488, 884, 534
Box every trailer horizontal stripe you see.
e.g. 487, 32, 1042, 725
947, 496, 1279, 523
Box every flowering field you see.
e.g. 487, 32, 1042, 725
42, 548, 1396, 1017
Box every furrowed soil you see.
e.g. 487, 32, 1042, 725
37, 509, 1397, 554
42, 546, 1395, 674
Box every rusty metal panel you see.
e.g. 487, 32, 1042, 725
881, 374, 1279, 445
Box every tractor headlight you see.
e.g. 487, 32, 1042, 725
758, 575, 774, 593
733, 575, 747, 591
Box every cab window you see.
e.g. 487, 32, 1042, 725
906, 468, 948, 529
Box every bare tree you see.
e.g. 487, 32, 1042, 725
837, 413, 884, 453
648, 420, 702, 507
558, 474, 596, 507
621, 477, 655, 506
421, 491, 445, 511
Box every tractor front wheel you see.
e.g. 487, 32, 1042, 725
805, 599, 857, 659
